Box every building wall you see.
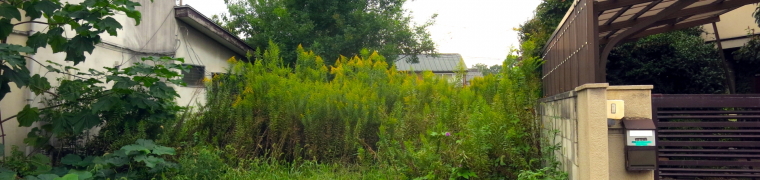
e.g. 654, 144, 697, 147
1, 0, 242, 155
125, 0, 178, 53
30, 0, 239, 107
702, 5, 758, 49
2, 8, 35, 155
174, 20, 240, 107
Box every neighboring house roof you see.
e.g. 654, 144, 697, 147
394, 54, 464, 72
174, 6, 254, 56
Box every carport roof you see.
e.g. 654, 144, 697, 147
550, 0, 760, 46
540, 0, 760, 96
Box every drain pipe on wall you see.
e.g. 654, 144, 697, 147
24, 21, 38, 155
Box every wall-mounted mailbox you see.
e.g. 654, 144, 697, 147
622, 117, 657, 171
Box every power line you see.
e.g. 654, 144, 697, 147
463, 56, 504, 60
181, 26, 205, 66
179, 26, 203, 66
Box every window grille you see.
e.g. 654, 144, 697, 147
182, 64, 205, 87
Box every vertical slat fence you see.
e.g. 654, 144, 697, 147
542, 0, 600, 96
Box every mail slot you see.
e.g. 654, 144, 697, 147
622, 117, 657, 171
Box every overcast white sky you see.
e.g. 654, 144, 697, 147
180, 0, 542, 67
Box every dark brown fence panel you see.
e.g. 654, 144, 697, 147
653, 94, 760, 179
541, 0, 600, 96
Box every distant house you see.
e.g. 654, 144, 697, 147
394, 53, 482, 85
395, 53, 462, 82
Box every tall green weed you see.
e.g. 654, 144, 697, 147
171, 43, 553, 179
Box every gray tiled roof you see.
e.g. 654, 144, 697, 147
394, 54, 464, 72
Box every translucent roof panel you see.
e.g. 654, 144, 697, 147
591, 0, 759, 43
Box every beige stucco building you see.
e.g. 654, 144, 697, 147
1, 0, 253, 155
702, 4, 759, 49
701, 4, 760, 93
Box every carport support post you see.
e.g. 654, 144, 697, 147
711, 22, 736, 94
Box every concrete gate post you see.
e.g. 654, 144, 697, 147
575, 83, 610, 179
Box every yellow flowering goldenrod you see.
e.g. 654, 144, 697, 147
185, 44, 547, 179
315, 56, 324, 65
202, 77, 212, 83
227, 56, 238, 64
231, 95, 242, 107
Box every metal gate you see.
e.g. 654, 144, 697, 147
652, 94, 760, 179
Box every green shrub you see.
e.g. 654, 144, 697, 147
17, 56, 186, 158
1, 139, 177, 180
220, 160, 405, 180
0, 146, 51, 178
172, 146, 230, 180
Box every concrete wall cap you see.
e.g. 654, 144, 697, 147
540, 90, 576, 103
574, 83, 610, 92
607, 85, 654, 90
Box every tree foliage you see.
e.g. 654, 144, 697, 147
607, 28, 725, 94
0, 0, 185, 147
0, 0, 150, 105
1, 0, 184, 179
519, 0, 726, 94
217, 0, 437, 66
472, 63, 502, 76
517, 0, 573, 60
754, 4, 760, 26
2, 139, 177, 179
730, 8, 760, 93
27, 57, 187, 155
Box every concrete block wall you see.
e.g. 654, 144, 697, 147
540, 91, 579, 180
